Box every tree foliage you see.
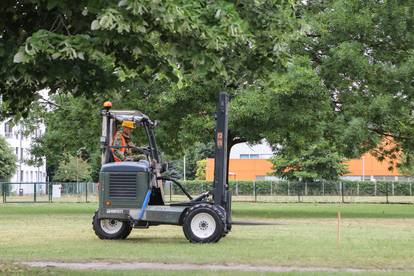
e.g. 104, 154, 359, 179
195, 159, 207, 180
169, 142, 215, 180
53, 153, 92, 182
269, 0, 414, 179
272, 140, 349, 181
2, 0, 414, 181
293, 0, 414, 159
0, 0, 250, 116
0, 136, 17, 181
30, 94, 101, 180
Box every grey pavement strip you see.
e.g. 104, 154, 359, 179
22, 261, 410, 273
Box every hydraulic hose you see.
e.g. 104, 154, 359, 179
157, 176, 193, 200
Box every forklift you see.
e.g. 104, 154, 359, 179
92, 92, 232, 243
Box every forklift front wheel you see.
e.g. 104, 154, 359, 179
183, 204, 224, 243
92, 211, 132, 239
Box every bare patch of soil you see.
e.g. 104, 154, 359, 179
22, 261, 410, 273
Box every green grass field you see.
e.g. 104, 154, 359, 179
0, 202, 413, 275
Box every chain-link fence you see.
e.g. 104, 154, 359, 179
165, 180, 414, 204
1, 180, 413, 204
0, 182, 97, 203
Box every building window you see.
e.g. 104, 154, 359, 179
240, 154, 260, 159
4, 122, 13, 138
20, 170, 23, 182
20, 149, 24, 161
15, 147, 18, 157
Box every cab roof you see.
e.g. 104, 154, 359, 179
108, 110, 154, 126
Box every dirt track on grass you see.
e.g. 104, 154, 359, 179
22, 261, 411, 273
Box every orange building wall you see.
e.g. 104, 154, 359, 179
206, 158, 274, 181
343, 152, 399, 177
205, 152, 400, 181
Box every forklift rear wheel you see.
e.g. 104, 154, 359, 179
182, 204, 224, 243
92, 211, 132, 239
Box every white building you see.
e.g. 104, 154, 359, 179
228, 140, 279, 180
0, 120, 47, 194
230, 140, 273, 160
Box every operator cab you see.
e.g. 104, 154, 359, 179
99, 104, 165, 206
100, 107, 160, 165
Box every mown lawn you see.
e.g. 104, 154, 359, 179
0, 202, 413, 274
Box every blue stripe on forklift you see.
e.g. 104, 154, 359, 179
138, 189, 152, 220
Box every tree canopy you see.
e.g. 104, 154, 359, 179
53, 153, 92, 182
2, 0, 414, 180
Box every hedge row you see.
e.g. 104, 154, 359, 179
171, 180, 414, 196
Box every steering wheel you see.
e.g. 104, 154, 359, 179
132, 146, 151, 156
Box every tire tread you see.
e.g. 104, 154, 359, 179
182, 204, 225, 243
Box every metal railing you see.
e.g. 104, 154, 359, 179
1, 180, 413, 204
0, 182, 97, 203
165, 180, 414, 204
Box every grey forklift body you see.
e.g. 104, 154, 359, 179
93, 92, 231, 243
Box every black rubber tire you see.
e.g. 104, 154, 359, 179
222, 223, 232, 237
92, 211, 132, 240
182, 204, 225, 243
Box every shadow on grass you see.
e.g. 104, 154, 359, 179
123, 237, 188, 244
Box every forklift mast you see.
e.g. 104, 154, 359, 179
212, 92, 230, 210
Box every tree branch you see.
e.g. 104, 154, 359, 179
367, 127, 411, 140
36, 94, 62, 109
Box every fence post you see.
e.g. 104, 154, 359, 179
34, 182, 37, 203
374, 182, 377, 196
357, 182, 360, 196
385, 182, 389, 204
274, 181, 277, 197
253, 181, 257, 202
85, 182, 88, 203
49, 183, 53, 203
322, 181, 325, 196
270, 181, 273, 196
236, 182, 239, 196
2, 183, 4, 203
305, 182, 308, 196
168, 181, 171, 202
297, 182, 301, 203
4, 183, 7, 203
341, 182, 344, 203
392, 182, 395, 196
410, 183, 412, 196
287, 181, 290, 196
